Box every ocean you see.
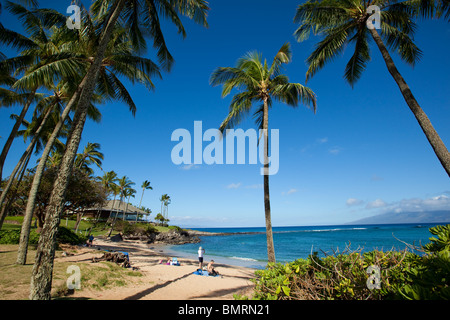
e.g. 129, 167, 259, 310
164, 223, 447, 269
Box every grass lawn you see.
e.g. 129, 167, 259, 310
0, 244, 143, 300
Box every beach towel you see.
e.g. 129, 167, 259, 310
193, 270, 219, 277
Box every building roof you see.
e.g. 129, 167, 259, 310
88, 200, 148, 215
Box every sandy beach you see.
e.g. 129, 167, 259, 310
58, 238, 256, 300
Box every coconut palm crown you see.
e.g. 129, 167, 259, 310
294, 0, 450, 177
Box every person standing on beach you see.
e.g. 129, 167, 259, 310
198, 246, 205, 269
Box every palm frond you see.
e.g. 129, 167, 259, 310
305, 20, 356, 82
344, 27, 371, 86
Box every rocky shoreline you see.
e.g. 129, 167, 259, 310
111, 229, 202, 245
108, 228, 266, 245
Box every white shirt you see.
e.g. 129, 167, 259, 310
198, 249, 204, 257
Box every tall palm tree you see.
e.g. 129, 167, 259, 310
139, 179, 152, 208
98, 170, 119, 196
159, 193, 170, 221
210, 43, 317, 263
164, 194, 171, 221
117, 175, 135, 203
293, 0, 450, 178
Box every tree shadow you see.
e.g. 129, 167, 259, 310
123, 271, 193, 300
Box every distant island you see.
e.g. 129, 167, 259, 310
349, 210, 450, 225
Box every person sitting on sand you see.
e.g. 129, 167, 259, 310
159, 258, 172, 265
207, 260, 219, 276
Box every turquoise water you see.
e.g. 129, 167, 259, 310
165, 223, 446, 269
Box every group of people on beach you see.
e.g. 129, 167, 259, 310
157, 246, 219, 276
198, 246, 219, 276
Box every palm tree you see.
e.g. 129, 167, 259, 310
123, 187, 136, 221
74, 142, 104, 175
159, 193, 171, 221
210, 43, 316, 263
94, 170, 118, 223
164, 194, 171, 221
139, 180, 152, 208
293, 0, 450, 178
98, 170, 119, 195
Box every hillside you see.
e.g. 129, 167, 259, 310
349, 210, 450, 225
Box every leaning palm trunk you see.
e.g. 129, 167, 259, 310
0, 105, 52, 230
29, 2, 125, 300
369, 28, 450, 178
0, 142, 34, 227
17, 76, 87, 266
262, 97, 275, 263
0, 88, 37, 183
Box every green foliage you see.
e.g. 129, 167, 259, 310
56, 226, 87, 245
0, 229, 40, 245
0, 226, 85, 245
399, 225, 450, 300
115, 221, 159, 236
168, 225, 183, 232
249, 225, 450, 300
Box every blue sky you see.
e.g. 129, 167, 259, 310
1, 0, 450, 228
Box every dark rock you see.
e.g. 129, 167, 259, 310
110, 233, 123, 242
153, 229, 200, 245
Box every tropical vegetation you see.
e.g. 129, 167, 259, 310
244, 224, 450, 300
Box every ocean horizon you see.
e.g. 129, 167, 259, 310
163, 222, 448, 269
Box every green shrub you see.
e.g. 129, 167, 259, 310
0, 229, 40, 245
56, 226, 87, 245
249, 224, 450, 300
168, 225, 183, 232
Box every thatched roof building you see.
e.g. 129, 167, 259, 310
84, 200, 149, 222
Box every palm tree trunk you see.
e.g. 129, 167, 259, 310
18, 77, 87, 266
107, 197, 118, 237
139, 189, 145, 208
0, 88, 37, 183
369, 28, 450, 178
29, 1, 126, 300
263, 96, 275, 263
0, 105, 52, 230
0, 140, 35, 227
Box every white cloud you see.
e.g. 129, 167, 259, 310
346, 198, 364, 207
282, 188, 298, 196
245, 184, 263, 189
328, 146, 342, 155
366, 199, 387, 209
317, 137, 328, 144
226, 182, 241, 189
392, 194, 450, 213
181, 164, 199, 170
359, 194, 450, 213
